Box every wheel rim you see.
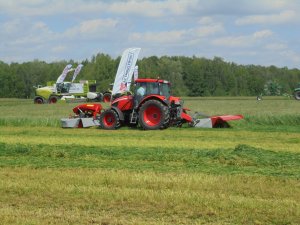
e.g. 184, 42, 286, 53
143, 105, 162, 127
103, 112, 115, 127
103, 94, 111, 102
49, 98, 57, 104
296, 91, 300, 100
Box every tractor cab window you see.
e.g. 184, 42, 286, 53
135, 82, 146, 97
135, 82, 161, 96
147, 82, 160, 95
160, 83, 171, 98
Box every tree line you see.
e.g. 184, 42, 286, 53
0, 54, 299, 98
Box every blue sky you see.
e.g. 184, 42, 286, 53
1, 0, 300, 68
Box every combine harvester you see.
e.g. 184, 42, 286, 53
61, 48, 243, 129
34, 64, 100, 104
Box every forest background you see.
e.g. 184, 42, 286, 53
1, 54, 300, 98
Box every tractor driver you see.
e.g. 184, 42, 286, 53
137, 84, 145, 96
135, 83, 146, 107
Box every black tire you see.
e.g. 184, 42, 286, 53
294, 90, 300, 100
102, 92, 112, 103
49, 96, 59, 104
138, 99, 169, 130
34, 97, 44, 104
99, 109, 120, 130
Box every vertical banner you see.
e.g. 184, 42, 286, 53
56, 64, 73, 83
71, 64, 83, 82
112, 48, 141, 95
133, 65, 138, 81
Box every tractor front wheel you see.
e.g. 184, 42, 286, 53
99, 109, 120, 129
139, 99, 169, 130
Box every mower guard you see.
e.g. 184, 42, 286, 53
61, 117, 100, 128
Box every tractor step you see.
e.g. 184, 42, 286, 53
130, 111, 138, 124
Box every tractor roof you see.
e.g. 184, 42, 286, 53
135, 78, 170, 84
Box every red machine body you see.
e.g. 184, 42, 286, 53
72, 103, 102, 119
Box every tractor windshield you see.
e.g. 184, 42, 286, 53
159, 82, 171, 98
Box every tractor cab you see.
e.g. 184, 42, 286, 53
134, 79, 171, 106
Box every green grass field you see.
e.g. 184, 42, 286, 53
0, 97, 299, 224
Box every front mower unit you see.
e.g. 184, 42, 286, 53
61, 103, 102, 128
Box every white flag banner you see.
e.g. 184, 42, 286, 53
56, 64, 73, 83
112, 48, 141, 95
133, 65, 138, 81
71, 64, 83, 82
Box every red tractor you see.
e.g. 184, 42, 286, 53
99, 78, 193, 130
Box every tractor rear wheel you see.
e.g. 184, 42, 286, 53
139, 99, 169, 130
99, 109, 120, 129
294, 90, 300, 100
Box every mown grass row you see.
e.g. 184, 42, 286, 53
1, 167, 299, 225
1, 142, 299, 178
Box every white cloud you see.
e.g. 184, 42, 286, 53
51, 45, 67, 53
212, 36, 252, 48
0, 0, 199, 18
194, 23, 224, 37
236, 10, 297, 25
212, 30, 273, 48
63, 18, 118, 39
265, 43, 287, 51
198, 17, 215, 25
0, 19, 55, 46
0, 0, 106, 16
100, 0, 197, 18
129, 21, 223, 47
280, 50, 300, 64
253, 30, 273, 39
130, 30, 185, 44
